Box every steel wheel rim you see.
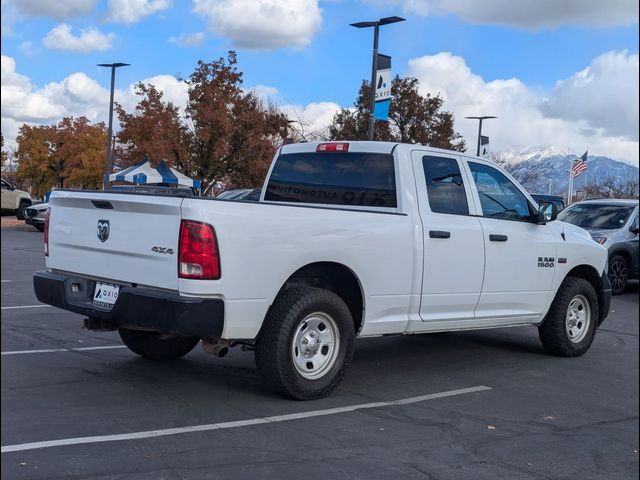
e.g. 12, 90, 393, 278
291, 312, 340, 380
609, 258, 628, 292
565, 294, 591, 343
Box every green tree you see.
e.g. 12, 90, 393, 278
114, 52, 289, 194
14, 124, 58, 197
15, 117, 106, 197
1, 133, 8, 170
184, 52, 289, 194
329, 76, 465, 151
115, 83, 189, 170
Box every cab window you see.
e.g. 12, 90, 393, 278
468, 162, 532, 221
422, 156, 468, 215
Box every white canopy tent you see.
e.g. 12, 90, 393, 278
108, 159, 200, 190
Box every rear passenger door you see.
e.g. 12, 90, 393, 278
411, 152, 485, 323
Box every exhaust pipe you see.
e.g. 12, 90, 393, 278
202, 338, 230, 357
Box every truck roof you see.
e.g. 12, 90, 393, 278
280, 141, 473, 159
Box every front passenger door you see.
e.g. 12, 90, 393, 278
466, 160, 557, 321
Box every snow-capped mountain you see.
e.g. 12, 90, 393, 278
491, 147, 639, 196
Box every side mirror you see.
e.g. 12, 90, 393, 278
631, 226, 640, 235
537, 201, 557, 224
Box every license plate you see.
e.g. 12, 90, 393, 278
93, 282, 120, 307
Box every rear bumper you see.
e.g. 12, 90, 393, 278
599, 271, 612, 326
33, 271, 224, 338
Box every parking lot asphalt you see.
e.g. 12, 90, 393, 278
1, 225, 638, 480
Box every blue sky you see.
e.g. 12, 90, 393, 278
1, 0, 638, 164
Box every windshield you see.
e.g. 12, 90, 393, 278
558, 203, 636, 229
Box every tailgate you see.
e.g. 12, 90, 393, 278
47, 191, 183, 291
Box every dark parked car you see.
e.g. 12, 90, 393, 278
558, 199, 639, 294
24, 202, 48, 231
531, 194, 565, 212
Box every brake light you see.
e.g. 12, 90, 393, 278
178, 220, 220, 279
316, 142, 349, 153
44, 208, 50, 256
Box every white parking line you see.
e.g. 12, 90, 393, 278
1, 345, 126, 356
1, 385, 492, 453
1, 304, 52, 310
1, 280, 12, 283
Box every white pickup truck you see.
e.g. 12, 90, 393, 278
34, 141, 611, 399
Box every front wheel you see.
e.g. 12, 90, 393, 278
255, 287, 355, 400
16, 200, 31, 220
538, 277, 599, 357
118, 328, 200, 361
608, 254, 629, 295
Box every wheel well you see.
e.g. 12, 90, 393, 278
566, 264, 604, 322
280, 262, 364, 334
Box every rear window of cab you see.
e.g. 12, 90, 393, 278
265, 152, 397, 208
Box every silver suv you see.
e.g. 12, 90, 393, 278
558, 199, 639, 294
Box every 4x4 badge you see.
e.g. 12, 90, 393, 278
97, 219, 110, 242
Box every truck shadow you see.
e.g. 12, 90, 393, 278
115, 326, 548, 401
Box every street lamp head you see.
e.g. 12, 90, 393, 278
97, 63, 130, 68
350, 17, 405, 28
378, 16, 406, 25
465, 116, 498, 120
350, 21, 377, 28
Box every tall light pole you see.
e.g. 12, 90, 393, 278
98, 62, 130, 189
350, 16, 405, 141
465, 115, 497, 156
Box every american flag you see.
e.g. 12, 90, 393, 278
571, 151, 588, 178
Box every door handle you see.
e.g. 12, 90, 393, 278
489, 234, 508, 242
429, 230, 451, 239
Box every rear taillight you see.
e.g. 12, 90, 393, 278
316, 142, 349, 152
44, 208, 51, 256
178, 220, 220, 279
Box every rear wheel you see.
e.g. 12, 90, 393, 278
118, 328, 200, 361
539, 277, 599, 357
255, 286, 355, 400
608, 254, 629, 295
16, 200, 31, 220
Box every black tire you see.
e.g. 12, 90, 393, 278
16, 200, 31, 220
255, 286, 355, 400
538, 277, 599, 357
35, 225, 44, 232
118, 328, 200, 361
608, 254, 629, 295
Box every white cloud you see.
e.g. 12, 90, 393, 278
193, 0, 322, 50
1, 55, 64, 122
542, 51, 638, 141
0, 55, 190, 148
247, 84, 279, 101
169, 32, 206, 47
106, 0, 171, 24
118, 75, 190, 114
368, 0, 638, 28
6, 0, 97, 20
42, 24, 116, 53
406, 51, 639, 165
280, 102, 341, 140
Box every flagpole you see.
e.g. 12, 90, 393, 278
568, 158, 574, 205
